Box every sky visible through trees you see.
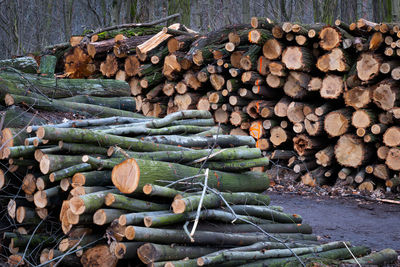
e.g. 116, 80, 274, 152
0, 0, 398, 59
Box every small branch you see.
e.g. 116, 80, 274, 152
343, 241, 362, 267
87, 13, 181, 37
189, 149, 226, 164
190, 168, 209, 239
163, 174, 205, 188
113, 146, 130, 159
183, 221, 194, 243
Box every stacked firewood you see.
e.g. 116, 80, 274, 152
2, 17, 399, 193
45, 18, 400, 193
1, 110, 398, 266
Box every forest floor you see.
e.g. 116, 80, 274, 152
269, 191, 400, 253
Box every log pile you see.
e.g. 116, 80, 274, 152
2, 18, 400, 193
0, 16, 399, 266
42, 18, 400, 194
1, 110, 397, 266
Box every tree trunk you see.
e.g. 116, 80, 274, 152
137, 243, 217, 264
0, 71, 131, 98
111, 158, 269, 194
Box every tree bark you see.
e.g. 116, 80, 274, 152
111, 158, 269, 194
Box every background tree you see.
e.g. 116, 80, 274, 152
0, 0, 398, 59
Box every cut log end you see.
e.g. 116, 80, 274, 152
118, 215, 127, 226
111, 158, 140, 194
171, 199, 185, 214
335, 134, 367, 168
324, 110, 350, 137
142, 184, 153, 195
93, 209, 107, 225
105, 193, 116, 206
319, 27, 341, 51
72, 173, 85, 186
124, 225, 135, 240
69, 196, 85, 215
137, 243, 158, 264
33, 190, 47, 209
4, 94, 15, 106
383, 127, 400, 147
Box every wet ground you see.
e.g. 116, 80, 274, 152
269, 192, 400, 252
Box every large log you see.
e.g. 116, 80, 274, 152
124, 226, 317, 245
356, 53, 382, 82
0, 57, 37, 73
0, 70, 131, 98
6, 94, 139, 118
324, 108, 352, 137
137, 243, 217, 264
111, 158, 269, 194
281, 46, 313, 72
343, 86, 371, 109
172, 192, 270, 214
372, 79, 399, 111
36, 127, 189, 152
335, 134, 371, 168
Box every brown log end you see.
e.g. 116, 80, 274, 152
100, 54, 118, 78
112, 242, 126, 259
93, 209, 107, 225
383, 126, 400, 147
111, 158, 140, 194
16, 206, 26, 223
66, 209, 79, 224
69, 196, 85, 215
270, 126, 288, 146
137, 243, 157, 264
33, 190, 47, 208
320, 75, 343, 99
39, 154, 51, 175
22, 174, 36, 195
72, 173, 85, 186
263, 39, 282, 60
105, 193, 115, 206
335, 134, 367, 168
81, 245, 118, 267
324, 110, 350, 137
386, 148, 400, 171
356, 53, 381, 81
352, 110, 373, 128
372, 80, 398, 111
281, 46, 309, 71
124, 225, 135, 240
319, 26, 341, 51
171, 199, 185, 214
4, 94, 15, 106
343, 87, 371, 109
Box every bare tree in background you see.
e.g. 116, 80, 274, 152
0, 0, 398, 59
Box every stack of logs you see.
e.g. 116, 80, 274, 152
2, 17, 400, 193
45, 18, 400, 193
2, 110, 398, 266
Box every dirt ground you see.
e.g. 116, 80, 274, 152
269, 192, 400, 252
